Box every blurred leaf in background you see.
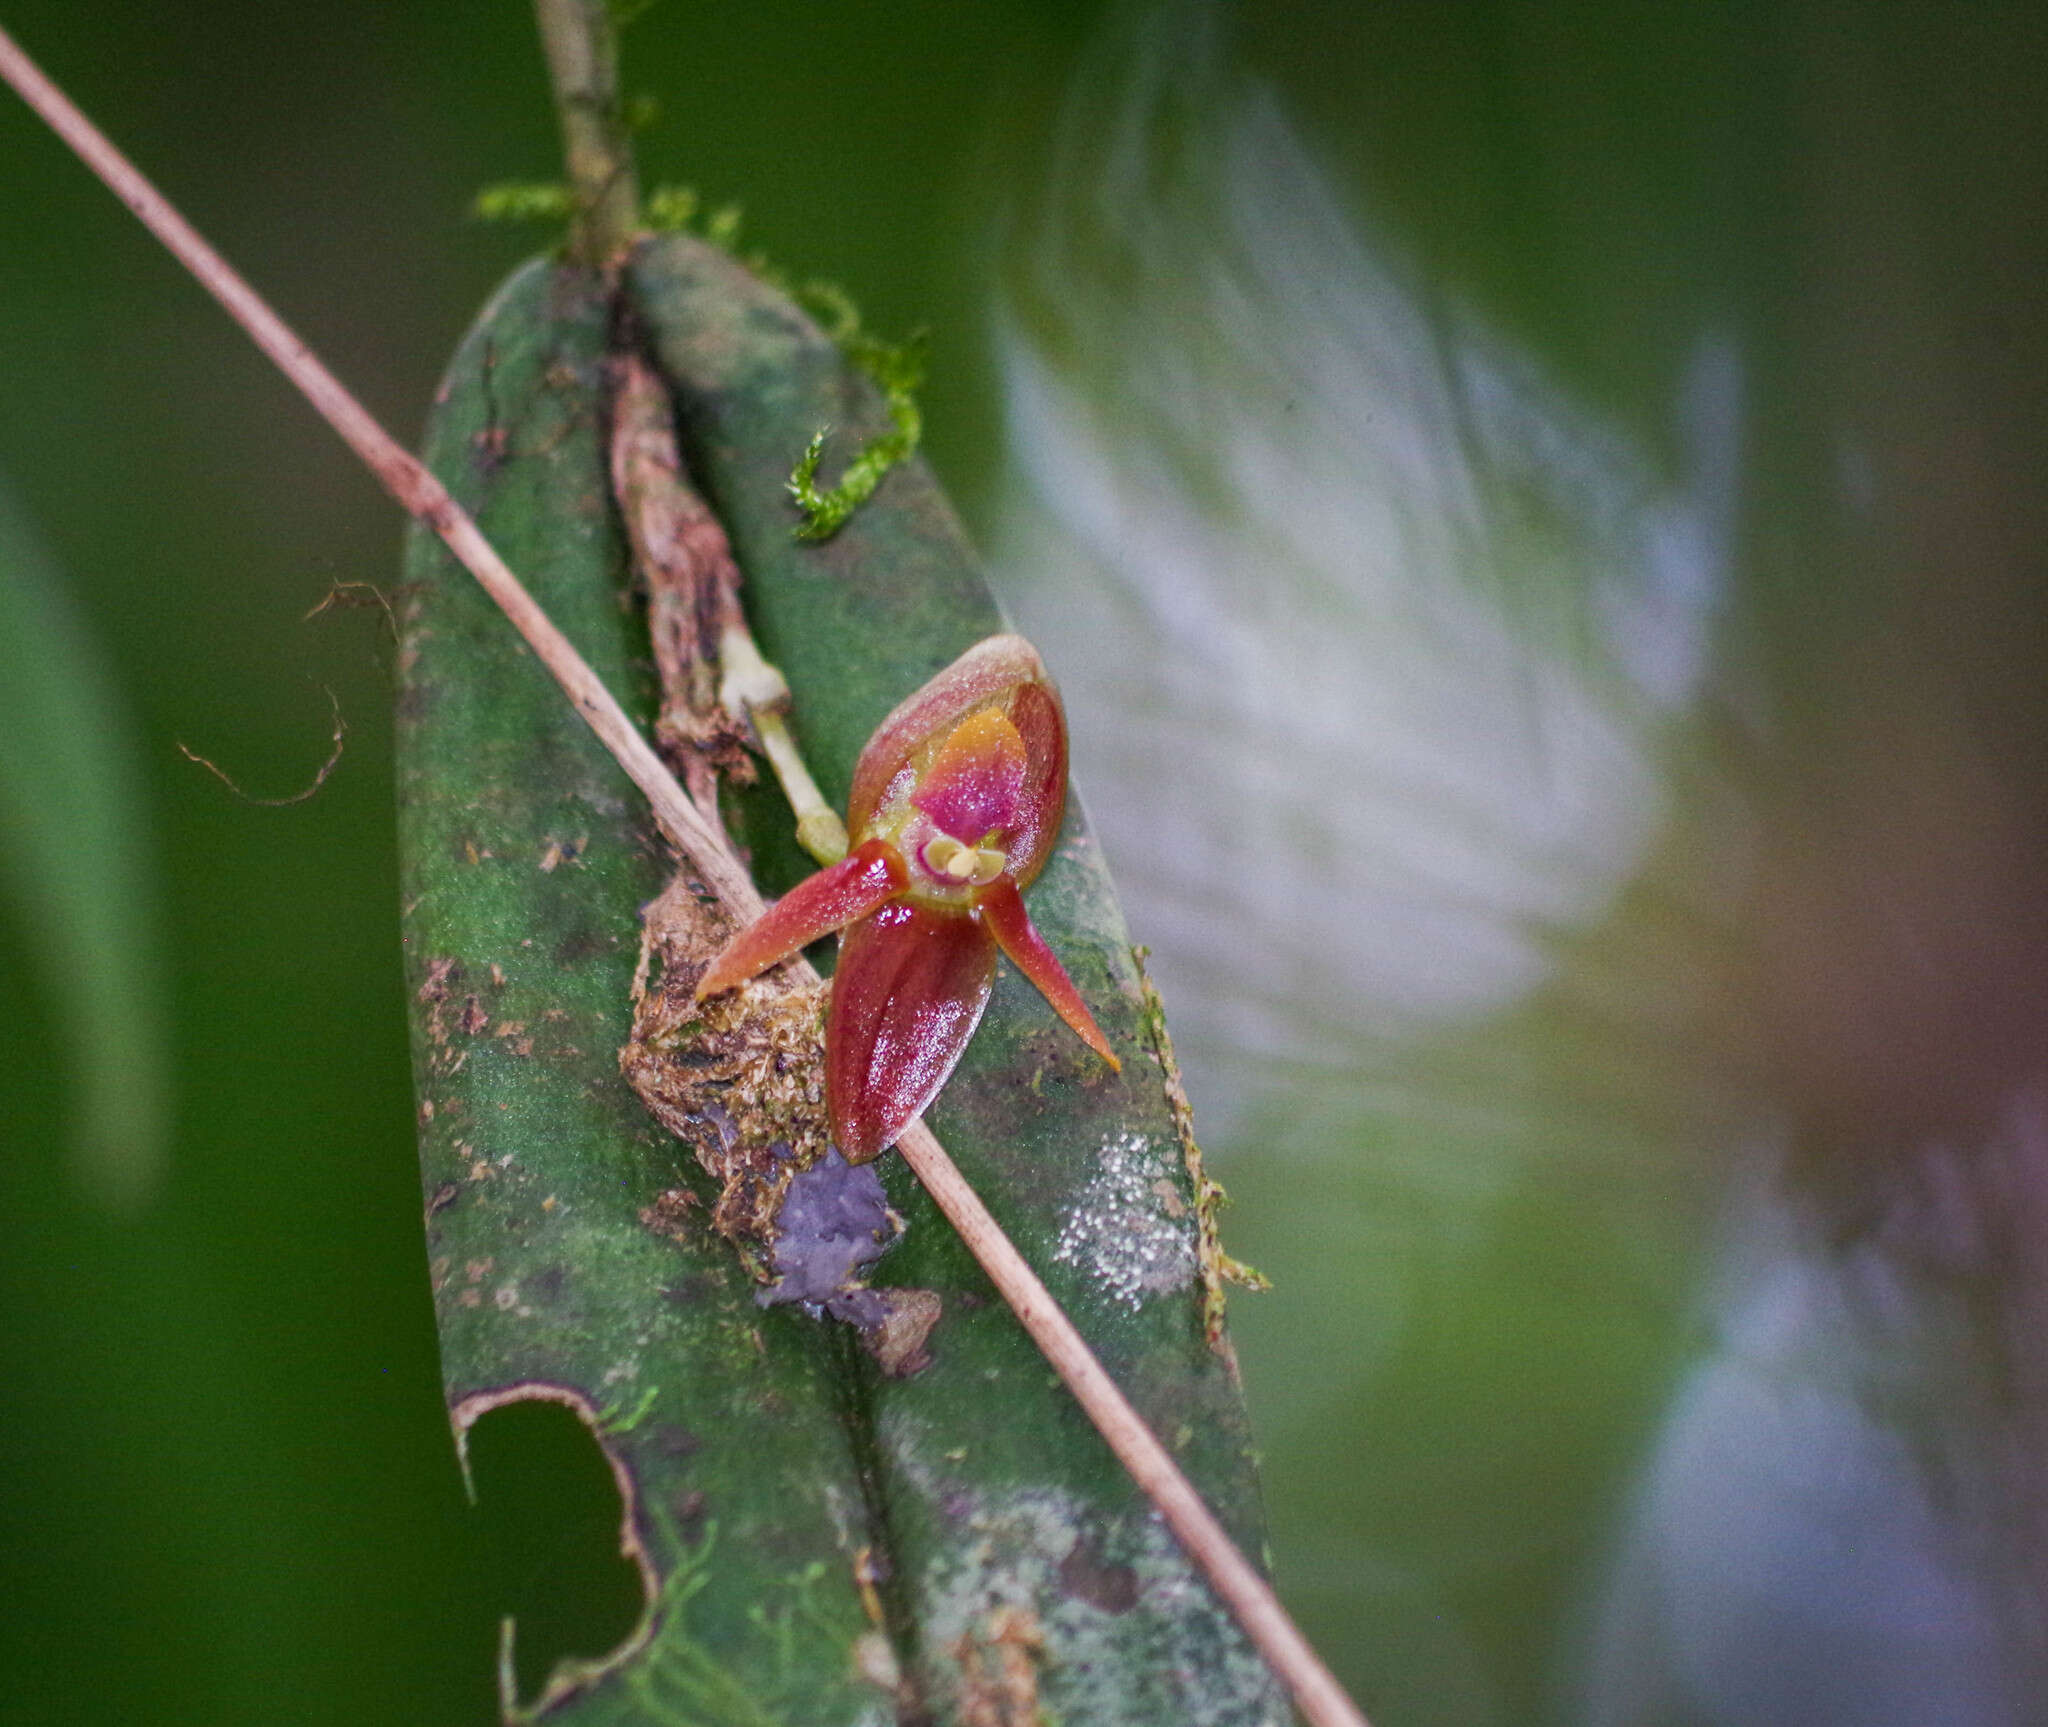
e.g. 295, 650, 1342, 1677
993, 14, 1732, 1719
992, 4, 2048, 1725
0, 479, 170, 1206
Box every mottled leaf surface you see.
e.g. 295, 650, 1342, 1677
632, 235, 1283, 1726
399, 248, 1283, 1724
398, 264, 877, 1724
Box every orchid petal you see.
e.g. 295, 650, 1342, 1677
847, 636, 1067, 871
998, 680, 1067, 886
911, 708, 1029, 842
695, 838, 906, 1000
974, 876, 1121, 1070
826, 899, 997, 1162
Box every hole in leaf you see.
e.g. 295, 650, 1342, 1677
464, 1395, 648, 1707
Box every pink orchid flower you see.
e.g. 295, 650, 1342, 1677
695, 634, 1119, 1161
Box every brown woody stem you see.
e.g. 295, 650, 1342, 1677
607, 350, 849, 864
531, 0, 641, 267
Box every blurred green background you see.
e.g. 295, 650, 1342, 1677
3, 2, 2046, 1724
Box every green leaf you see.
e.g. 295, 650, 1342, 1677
398, 246, 1281, 1723
0, 480, 170, 1208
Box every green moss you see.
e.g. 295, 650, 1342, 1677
1134, 949, 1272, 1354
641, 188, 928, 541
473, 180, 576, 224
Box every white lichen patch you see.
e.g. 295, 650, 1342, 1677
1051, 1131, 1198, 1310
915, 1484, 1288, 1727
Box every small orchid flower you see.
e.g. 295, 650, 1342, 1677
695, 634, 1120, 1162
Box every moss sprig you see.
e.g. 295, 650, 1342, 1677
472, 180, 575, 224
477, 172, 929, 541
784, 317, 925, 543
642, 183, 928, 543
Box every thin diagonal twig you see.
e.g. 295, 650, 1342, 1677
0, 28, 1369, 1727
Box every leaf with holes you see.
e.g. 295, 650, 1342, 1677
398, 244, 1282, 1723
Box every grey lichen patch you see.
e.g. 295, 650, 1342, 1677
1052, 1130, 1198, 1312
755, 1150, 899, 1303
915, 1486, 1289, 1727
752, 1153, 940, 1377
1133, 949, 1270, 1358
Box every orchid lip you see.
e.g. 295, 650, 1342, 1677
920, 833, 1006, 887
